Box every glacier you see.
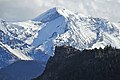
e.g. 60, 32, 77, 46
0, 7, 120, 79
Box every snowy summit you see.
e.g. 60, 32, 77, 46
0, 7, 120, 70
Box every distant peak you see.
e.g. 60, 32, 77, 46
32, 7, 75, 22
54, 6, 67, 11
52, 6, 75, 17
32, 7, 61, 22
49, 6, 67, 12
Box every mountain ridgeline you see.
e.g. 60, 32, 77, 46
1, 7, 120, 79
34, 45, 120, 80
1, 7, 120, 69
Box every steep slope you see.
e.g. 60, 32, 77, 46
0, 46, 18, 69
0, 19, 34, 68
0, 7, 120, 69
31, 7, 120, 56
35, 46, 120, 80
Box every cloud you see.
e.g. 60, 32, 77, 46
0, 0, 120, 22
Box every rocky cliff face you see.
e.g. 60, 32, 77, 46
35, 46, 120, 80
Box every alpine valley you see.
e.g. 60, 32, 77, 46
0, 7, 120, 80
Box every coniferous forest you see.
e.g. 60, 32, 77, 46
34, 45, 120, 80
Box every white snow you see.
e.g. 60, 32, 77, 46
0, 42, 32, 60
1, 7, 120, 61
1, 7, 120, 79
31, 7, 120, 56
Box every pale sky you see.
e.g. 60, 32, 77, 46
0, 0, 120, 22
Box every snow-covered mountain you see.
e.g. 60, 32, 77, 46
1, 7, 120, 70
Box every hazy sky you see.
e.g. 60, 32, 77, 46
0, 0, 120, 22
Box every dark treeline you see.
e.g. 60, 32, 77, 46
34, 45, 120, 80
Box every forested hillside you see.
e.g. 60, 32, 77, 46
34, 45, 120, 80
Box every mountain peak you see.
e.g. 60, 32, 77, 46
46, 7, 65, 13
32, 7, 75, 22
1, 6, 120, 71
52, 6, 69, 13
